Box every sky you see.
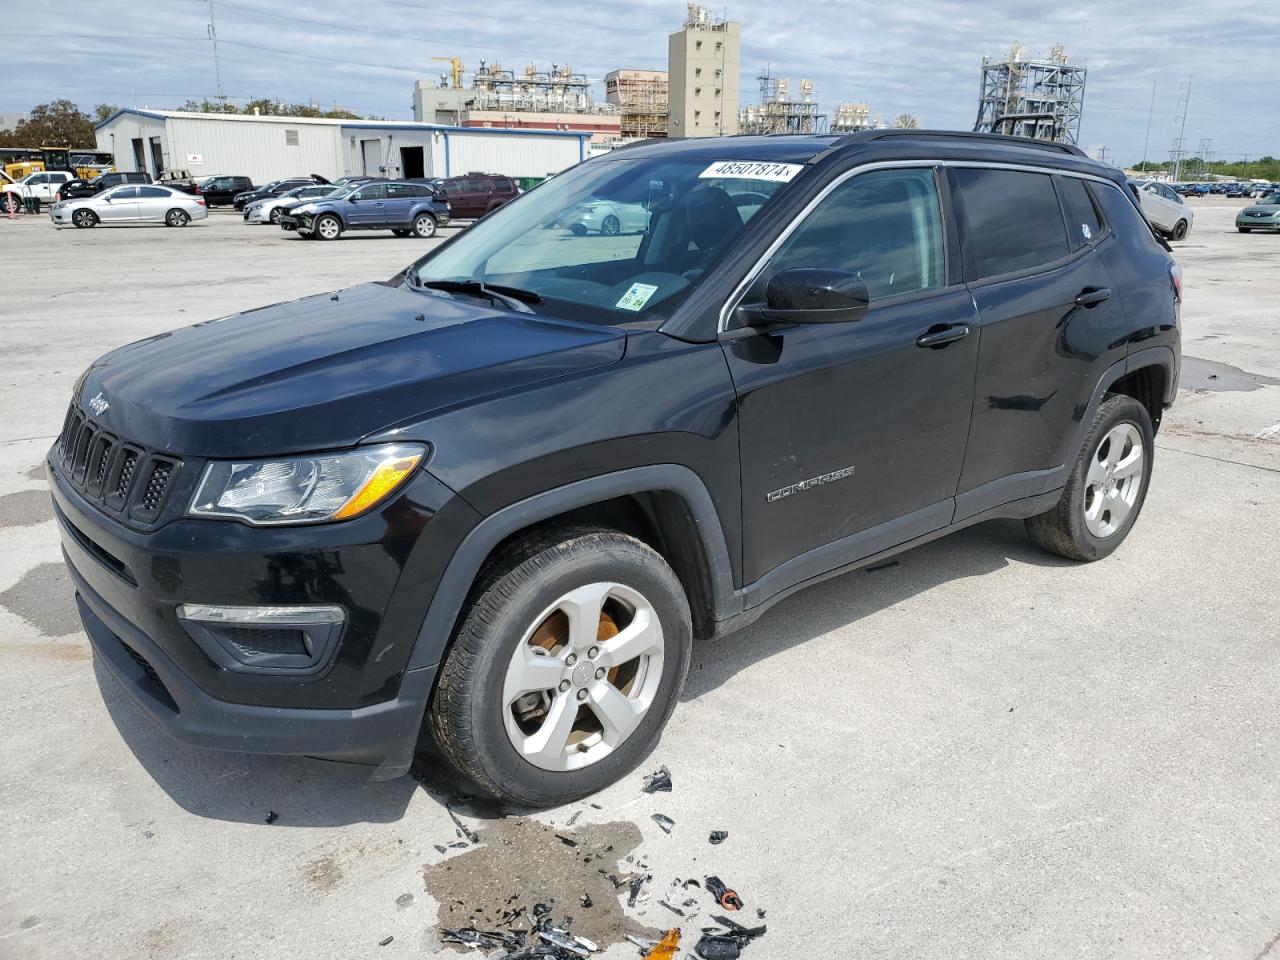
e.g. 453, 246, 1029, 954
8, 0, 1280, 166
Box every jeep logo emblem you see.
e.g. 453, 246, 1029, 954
88, 392, 109, 416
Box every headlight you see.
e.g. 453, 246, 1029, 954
190, 443, 425, 525
293, 203, 316, 214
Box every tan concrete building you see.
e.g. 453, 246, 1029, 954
605, 69, 669, 140
667, 4, 741, 138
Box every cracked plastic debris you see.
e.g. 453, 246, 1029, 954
446, 804, 481, 844
641, 765, 673, 793
703, 877, 742, 911
693, 934, 741, 959
627, 934, 659, 950
539, 928, 591, 957
652, 814, 675, 834
378, 935, 393, 947
264, 810, 279, 825
708, 831, 728, 845
627, 874, 649, 907
580, 893, 593, 908
644, 928, 681, 958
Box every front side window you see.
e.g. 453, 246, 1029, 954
743, 167, 945, 309
952, 168, 1070, 280
410, 156, 795, 322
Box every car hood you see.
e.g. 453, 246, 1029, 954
77, 282, 627, 458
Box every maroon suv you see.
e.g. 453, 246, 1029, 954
436, 173, 517, 218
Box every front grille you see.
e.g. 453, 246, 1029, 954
57, 403, 182, 524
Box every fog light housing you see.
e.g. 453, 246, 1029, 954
177, 604, 345, 675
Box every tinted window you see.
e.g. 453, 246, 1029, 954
953, 168, 1070, 280
106, 186, 139, 199
749, 167, 945, 306
353, 183, 386, 201
138, 186, 169, 198
386, 182, 417, 199
126, 173, 148, 183
1057, 177, 1103, 249
465, 179, 489, 193
495, 179, 514, 193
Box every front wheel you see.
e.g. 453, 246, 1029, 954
429, 527, 692, 806
315, 214, 342, 240
72, 209, 99, 228
269, 208, 283, 224
165, 209, 190, 227
1025, 395, 1154, 562
412, 213, 437, 238
392, 228, 412, 237
1238, 227, 1251, 233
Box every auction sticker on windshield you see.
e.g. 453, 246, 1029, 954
616, 282, 660, 311
698, 160, 803, 182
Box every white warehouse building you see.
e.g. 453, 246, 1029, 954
94, 109, 592, 183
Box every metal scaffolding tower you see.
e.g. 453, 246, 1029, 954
605, 70, 669, 139
468, 60, 614, 116
739, 70, 826, 135
973, 43, 1087, 145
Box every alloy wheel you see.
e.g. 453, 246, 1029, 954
502, 582, 665, 772
1084, 422, 1143, 538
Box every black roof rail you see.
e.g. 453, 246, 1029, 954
809, 128, 1088, 164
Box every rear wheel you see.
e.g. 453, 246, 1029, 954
165, 209, 190, 227
412, 213, 437, 238
429, 527, 691, 806
72, 209, 98, 229
315, 214, 342, 240
1171, 219, 1188, 240
1025, 395, 1154, 562
600, 214, 621, 236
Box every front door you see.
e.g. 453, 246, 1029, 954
723, 166, 979, 586
347, 182, 386, 226
98, 186, 140, 222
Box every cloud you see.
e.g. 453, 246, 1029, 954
7, 0, 1279, 163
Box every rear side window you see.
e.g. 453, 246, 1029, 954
386, 182, 417, 198
495, 178, 514, 194
1057, 177, 1104, 249
952, 168, 1070, 280
138, 187, 168, 198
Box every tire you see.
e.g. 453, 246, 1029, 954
269, 208, 283, 224
315, 214, 342, 240
1171, 219, 1188, 240
600, 214, 621, 236
429, 526, 692, 807
568, 222, 588, 236
392, 228, 412, 237
2, 194, 18, 215
1025, 395, 1155, 562
165, 209, 190, 227
412, 213, 437, 238
72, 209, 98, 229
1238, 227, 1251, 233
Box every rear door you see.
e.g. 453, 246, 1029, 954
950, 166, 1131, 519
136, 186, 173, 221
723, 165, 980, 585
383, 182, 418, 227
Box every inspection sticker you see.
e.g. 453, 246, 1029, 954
616, 282, 660, 311
698, 160, 804, 182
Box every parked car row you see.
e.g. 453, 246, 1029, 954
283, 180, 449, 240
1173, 181, 1279, 198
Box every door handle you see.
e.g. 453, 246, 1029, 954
1074, 287, 1112, 308
916, 324, 971, 349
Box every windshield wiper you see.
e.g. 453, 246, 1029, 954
419, 278, 540, 314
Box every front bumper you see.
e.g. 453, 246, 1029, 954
1237, 215, 1280, 229
49, 207, 72, 223
49, 447, 460, 778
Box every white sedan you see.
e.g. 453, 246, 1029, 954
49, 184, 209, 228
1129, 180, 1194, 241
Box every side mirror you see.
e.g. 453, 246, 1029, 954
750, 267, 870, 325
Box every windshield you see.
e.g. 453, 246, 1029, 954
1260, 194, 1280, 205
408, 156, 798, 321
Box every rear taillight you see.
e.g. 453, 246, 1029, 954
1170, 263, 1183, 303
195, 198, 206, 206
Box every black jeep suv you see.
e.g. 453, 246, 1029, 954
50, 131, 1180, 806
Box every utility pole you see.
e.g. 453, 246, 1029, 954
207, 0, 226, 105
1170, 76, 1191, 182
1141, 78, 1156, 171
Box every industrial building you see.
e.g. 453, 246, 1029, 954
412, 61, 621, 143
739, 73, 825, 135
605, 69, 669, 140
94, 109, 591, 184
973, 43, 1087, 145
667, 4, 741, 138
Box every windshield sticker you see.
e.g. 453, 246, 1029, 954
699, 160, 803, 183
616, 282, 660, 312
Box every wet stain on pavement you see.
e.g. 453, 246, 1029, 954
0, 563, 80, 637
25, 463, 47, 482
304, 855, 345, 893
423, 817, 659, 952
0, 489, 52, 527
1181, 355, 1280, 392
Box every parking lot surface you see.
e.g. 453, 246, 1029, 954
1, 201, 1278, 959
